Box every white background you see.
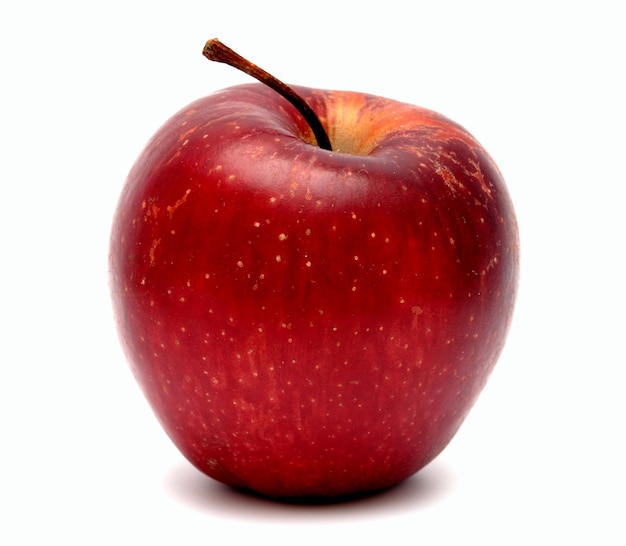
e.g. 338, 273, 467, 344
2, 1, 624, 544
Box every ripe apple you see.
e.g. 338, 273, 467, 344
109, 40, 519, 499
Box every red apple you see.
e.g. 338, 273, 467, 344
109, 40, 519, 499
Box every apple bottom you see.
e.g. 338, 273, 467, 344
181, 427, 455, 499
159, 408, 465, 499
132, 320, 490, 499
157, 383, 472, 499
186, 441, 437, 500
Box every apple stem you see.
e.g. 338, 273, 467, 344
203, 39, 333, 151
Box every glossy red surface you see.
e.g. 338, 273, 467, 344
110, 83, 519, 498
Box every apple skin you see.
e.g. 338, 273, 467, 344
110, 82, 519, 498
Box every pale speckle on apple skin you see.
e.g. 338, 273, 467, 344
166, 188, 192, 218
148, 238, 161, 267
